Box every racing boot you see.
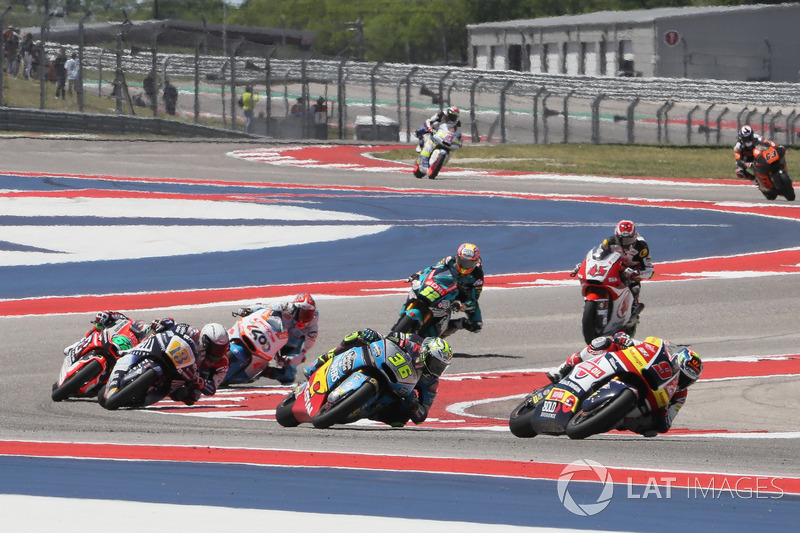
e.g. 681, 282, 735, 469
441, 318, 465, 338
546, 352, 582, 383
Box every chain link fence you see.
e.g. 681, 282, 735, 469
2, 16, 799, 145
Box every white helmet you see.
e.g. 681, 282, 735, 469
200, 323, 230, 362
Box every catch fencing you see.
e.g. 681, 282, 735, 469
2, 16, 799, 145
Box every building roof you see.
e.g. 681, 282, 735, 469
466, 3, 798, 31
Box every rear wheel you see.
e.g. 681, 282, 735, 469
275, 394, 300, 427
312, 381, 377, 429
509, 398, 538, 438
51, 359, 104, 402
776, 171, 795, 201
565, 389, 637, 440
581, 300, 604, 344
102, 368, 159, 411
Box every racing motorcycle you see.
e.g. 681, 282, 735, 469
392, 266, 466, 338
509, 337, 680, 439
221, 309, 289, 386
748, 144, 795, 201
275, 338, 420, 429
412, 122, 462, 179
575, 245, 640, 344
51, 314, 144, 402
98, 330, 199, 410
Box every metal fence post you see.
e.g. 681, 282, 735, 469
437, 70, 452, 111
337, 59, 347, 139
715, 107, 729, 144
563, 90, 574, 143
533, 87, 546, 144
590, 94, 605, 144
470, 76, 482, 143
0, 6, 11, 107
78, 11, 91, 112
370, 62, 380, 140
702, 103, 715, 144
499, 80, 513, 144
264, 47, 275, 136
626, 98, 639, 144
687, 105, 699, 144
785, 110, 796, 145
403, 66, 418, 142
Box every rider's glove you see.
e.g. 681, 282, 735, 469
150, 317, 175, 333
622, 268, 640, 281
410, 405, 428, 424
93, 311, 112, 327
463, 319, 482, 333
612, 332, 633, 348
233, 307, 253, 317
569, 263, 581, 277
358, 328, 381, 344
405, 272, 420, 283
193, 375, 216, 396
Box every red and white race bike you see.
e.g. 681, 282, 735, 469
575, 245, 641, 344
52, 315, 145, 402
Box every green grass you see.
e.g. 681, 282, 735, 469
377, 143, 772, 180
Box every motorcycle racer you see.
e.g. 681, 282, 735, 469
734, 125, 764, 180
545, 333, 703, 437
416, 105, 462, 153
62, 310, 165, 357
573, 220, 653, 316
302, 328, 452, 427
403, 243, 484, 337
416, 106, 463, 172
232, 292, 319, 384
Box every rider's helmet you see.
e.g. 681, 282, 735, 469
200, 323, 230, 362
739, 125, 755, 149
419, 337, 453, 377
291, 292, 317, 328
612, 331, 634, 348
445, 106, 460, 123
674, 348, 703, 389
615, 220, 638, 247
456, 242, 481, 274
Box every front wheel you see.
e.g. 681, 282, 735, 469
312, 381, 377, 429
428, 152, 446, 179
508, 397, 538, 438
275, 394, 300, 427
565, 389, 637, 440
51, 359, 104, 402
102, 368, 159, 411
581, 300, 605, 345
392, 313, 420, 335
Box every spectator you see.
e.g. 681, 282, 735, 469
143, 69, 157, 110
3, 26, 20, 76
65, 52, 80, 101
53, 48, 68, 100
20, 33, 34, 80
242, 85, 259, 133
290, 96, 305, 117
312, 95, 328, 139
163, 79, 178, 115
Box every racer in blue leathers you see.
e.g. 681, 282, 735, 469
302, 328, 452, 427
399, 243, 484, 338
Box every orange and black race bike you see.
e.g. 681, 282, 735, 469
748, 141, 795, 201
51, 314, 144, 402
509, 337, 681, 439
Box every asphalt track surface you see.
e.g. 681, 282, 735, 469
1, 137, 800, 530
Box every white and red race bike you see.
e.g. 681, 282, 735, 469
413, 122, 462, 179
575, 245, 641, 344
